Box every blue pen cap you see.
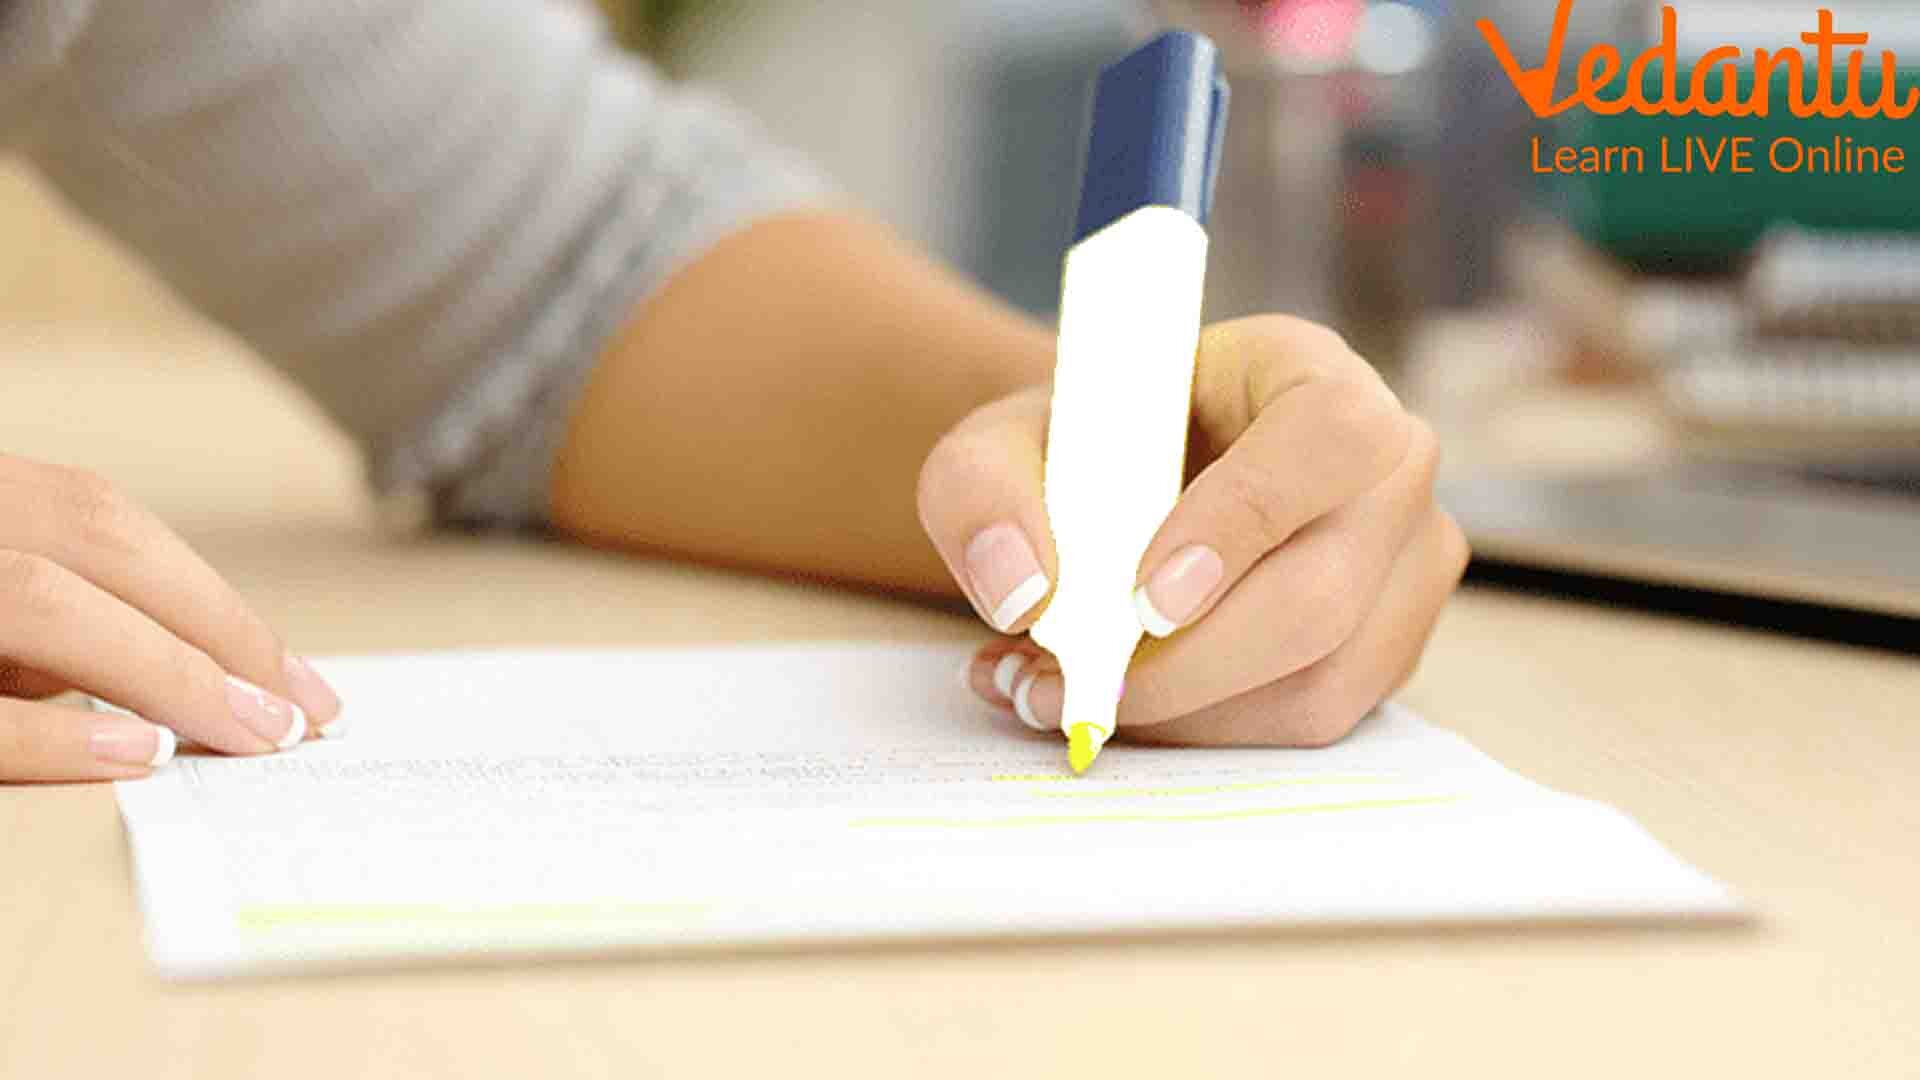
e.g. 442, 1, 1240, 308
1071, 30, 1229, 246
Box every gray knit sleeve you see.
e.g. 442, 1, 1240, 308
0, 0, 831, 527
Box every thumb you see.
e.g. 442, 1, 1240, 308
916, 387, 1057, 632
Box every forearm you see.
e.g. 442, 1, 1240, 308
8, 0, 830, 513
549, 211, 1053, 595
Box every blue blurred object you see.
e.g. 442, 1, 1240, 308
1072, 31, 1230, 244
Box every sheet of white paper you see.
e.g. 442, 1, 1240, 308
115, 644, 1740, 977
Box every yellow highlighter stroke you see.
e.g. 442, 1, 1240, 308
851, 794, 1461, 829
1028, 776, 1395, 800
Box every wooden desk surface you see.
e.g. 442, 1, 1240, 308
2, 337, 1917, 1079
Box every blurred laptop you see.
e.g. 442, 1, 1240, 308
1444, 456, 1920, 621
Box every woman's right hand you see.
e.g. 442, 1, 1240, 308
0, 454, 342, 782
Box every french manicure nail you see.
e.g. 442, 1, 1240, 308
282, 653, 344, 737
991, 653, 1028, 700
89, 720, 176, 769
226, 676, 306, 750
963, 523, 1050, 632
1135, 544, 1225, 637
1012, 672, 1063, 733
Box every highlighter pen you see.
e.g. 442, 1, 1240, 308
1028, 31, 1228, 775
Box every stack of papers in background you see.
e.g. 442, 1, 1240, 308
1665, 229, 1920, 437
1512, 223, 1920, 441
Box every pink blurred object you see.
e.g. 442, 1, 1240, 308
1244, 0, 1363, 63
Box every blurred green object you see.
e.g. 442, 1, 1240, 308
1544, 66, 1920, 274
599, 0, 730, 55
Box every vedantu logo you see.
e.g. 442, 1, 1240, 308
1477, 0, 1918, 119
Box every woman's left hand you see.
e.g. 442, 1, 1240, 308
916, 314, 1468, 747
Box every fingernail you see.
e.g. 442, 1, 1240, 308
89, 720, 176, 769
226, 676, 306, 750
1012, 671, 1063, 733
963, 523, 1049, 632
991, 653, 1028, 700
1135, 544, 1225, 637
283, 653, 345, 738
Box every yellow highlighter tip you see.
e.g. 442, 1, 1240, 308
1067, 724, 1102, 775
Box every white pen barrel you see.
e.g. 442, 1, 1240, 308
1030, 205, 1209, 739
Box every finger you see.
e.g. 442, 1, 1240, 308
1131, 319, 1415, 638
1127, 507, 1469, 747
917, 388, 1057, 633
0, 696, 178, 783
0, 657, 68, 699
967, 647, 1141, 737
1009, 654, 1066, 736
0, 551, 306, 755
1117, 423, 1440, 727
968, 648, 1067, 735
0, 460, 342, 734
963, 638, 1047, 708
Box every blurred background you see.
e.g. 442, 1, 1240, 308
3, 0, 1917, 632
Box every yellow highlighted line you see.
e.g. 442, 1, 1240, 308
1029, 776, 1390, 800
851, 795, 1460, 829
235, 902, 708, 933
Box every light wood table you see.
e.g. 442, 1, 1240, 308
3, 336, 1918, 1079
